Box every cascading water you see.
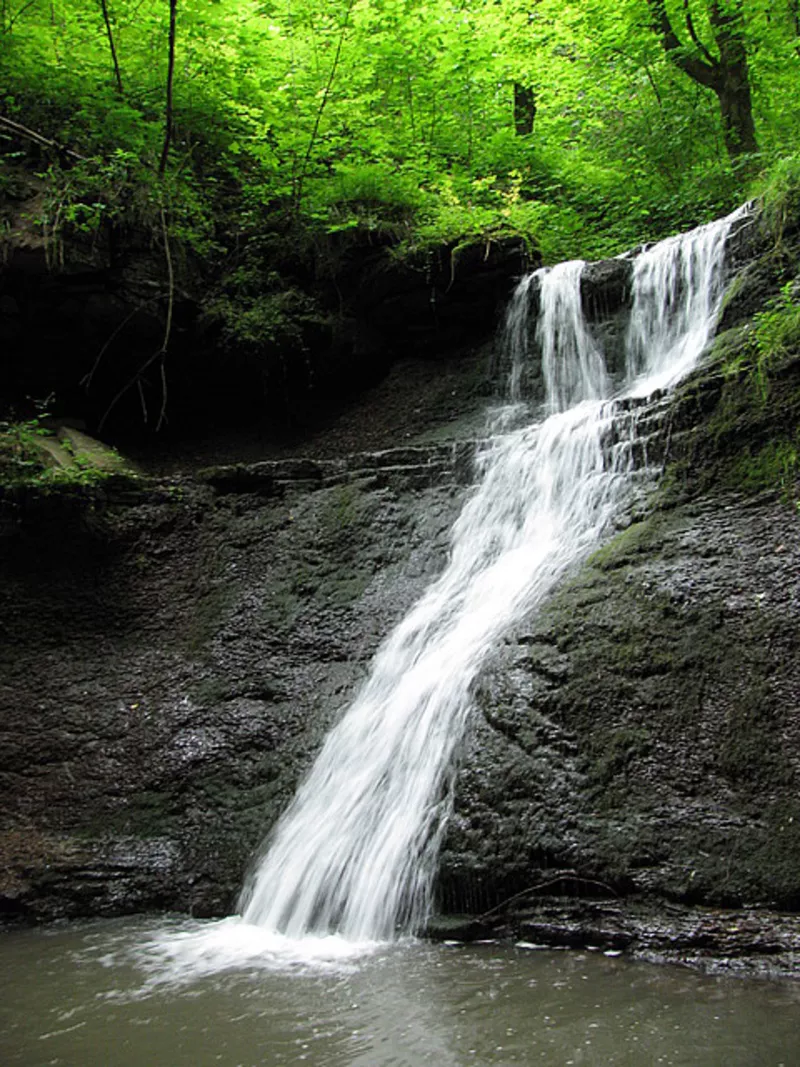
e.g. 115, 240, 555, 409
536, 260, 610, 410
235, 205, 749, 947
142, 207, 749, 981
626, 214, 739, 396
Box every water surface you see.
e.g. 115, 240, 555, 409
2, 917, 798, 1066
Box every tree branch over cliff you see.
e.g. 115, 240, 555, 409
646, 0, 719, 88
645, 0, 757, 157
158, 0, 178, 177
0, 114, 87, 161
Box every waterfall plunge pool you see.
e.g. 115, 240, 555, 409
2, 917, 799, 1066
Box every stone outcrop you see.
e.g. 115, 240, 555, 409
438, 489, 800, 914
0, 448, 470, 920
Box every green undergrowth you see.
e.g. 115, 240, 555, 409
671, 361, 800, 505
720, 276, 800, 388
727, 438, 800, 502
753, 152, 800, 248
724, 284, 800, 501
0, 416, 133, 489
692, 175, 800, 504
312, 152, 753, 266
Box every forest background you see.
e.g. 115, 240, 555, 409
1, 0, 799, 444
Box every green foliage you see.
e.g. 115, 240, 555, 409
753, 153, 800, 245
315, 162, 426, 236
1, 0, 800, 306
0, 416, 54, 485
0, 416, 127, 488
707, 275, 800, 503
728, 438, 799, 499
752, 281, 800, 383
0, 416, 117, 488
720, 281, 800, 401
207, 279, 326, 351
33, 150, 219, 264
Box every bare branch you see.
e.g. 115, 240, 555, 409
477, 873, 620, 922
0, 114, 87, 160
82, 305, 148, 390
96, 208, 174, 433
156, 203, 174, 431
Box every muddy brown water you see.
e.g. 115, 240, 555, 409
1, 918, 799, 1066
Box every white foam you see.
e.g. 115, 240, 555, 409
129, 916, 380, 989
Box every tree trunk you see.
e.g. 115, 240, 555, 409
513, 83, 536, 136
646, 0, 757, 160
716, 65, 757, 157
710, 1, 757, 157
158, 0, 178, 176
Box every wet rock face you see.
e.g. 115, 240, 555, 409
438, 493, 800, 913
579, 259, 633, 380
498, 258, 634, 400
350, 236, 531, 358
2, 452, 799, 925
580, 258, 633, 318
0, 451, 469, 920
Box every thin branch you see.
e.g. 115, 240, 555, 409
6, 0, 39, 33
610, 46, 665, 110
97, 341, 166, 432
477, 874, 620, 922
82, 305, 148, 390
96, 206, 174, 434
137, 379, 148, 423
293, 0, 357, 216
643, 61, 664, 110
98, 0, 124, 96
155, 203, 174, 431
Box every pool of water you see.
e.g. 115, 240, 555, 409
1, 917, 798, 1066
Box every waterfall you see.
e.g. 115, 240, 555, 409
536, 260, 610, 410
625, 213, 741, 396
234, 206, 748, 945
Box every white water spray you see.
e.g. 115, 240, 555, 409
146, 207, 748, 975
